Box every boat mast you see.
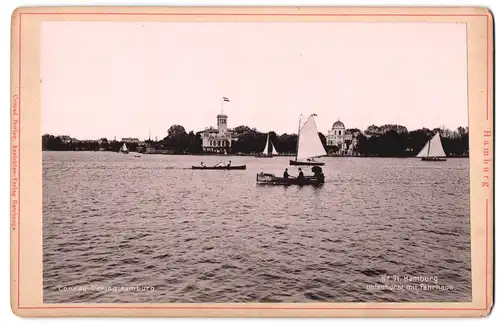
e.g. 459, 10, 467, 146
295, 114, 302, 161
267, 133, 271, 155
427, 133, 433, 157
269, 133, 276, 156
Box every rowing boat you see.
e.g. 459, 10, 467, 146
256, 172, 324, 185
192, 165, 246, 170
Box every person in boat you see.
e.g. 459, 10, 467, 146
311, 165, 321, 175
283, 168, 290, 179
297, 168, 305, 181
311, 166, 324, 182
227, 160, 232, 167
200, 161, 204, 167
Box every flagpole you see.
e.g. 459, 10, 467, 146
221, 97, 230, 114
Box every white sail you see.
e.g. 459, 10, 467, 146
296, 115, 327, 160
416, 141, 429, 157
428, 133, 446, 157
120, 143, 128, 152
416, 133, 446, 158
271, 141, 279, 155
262, 133, 270, 154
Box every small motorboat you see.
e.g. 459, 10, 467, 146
256, 172, 324, 186
192, 165, 246, 170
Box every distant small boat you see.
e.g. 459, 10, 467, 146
289, 114, 326, 166
255, 133, 279, 158
192, 165, 246, 170
417, 133, 447, 161
134, 154, 141, 157
256, 172, 324, 186
119, 143, 129, 154
290, 159, 325, 166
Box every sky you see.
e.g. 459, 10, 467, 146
41, 21, 467, 140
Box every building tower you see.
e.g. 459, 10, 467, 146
217, 114, 228, 134
332, 120, 345, 138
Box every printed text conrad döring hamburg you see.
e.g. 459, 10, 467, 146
366, 275, 455, 291
58, 285, 155, 293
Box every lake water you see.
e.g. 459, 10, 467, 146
43, 152, 471, 303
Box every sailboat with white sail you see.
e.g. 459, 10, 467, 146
416, 133, 447, 161
289, 114, 327, 166
119, 143, 129, 154
255, 133, 279, 158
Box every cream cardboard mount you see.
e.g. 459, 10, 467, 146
10, 6, 494, 318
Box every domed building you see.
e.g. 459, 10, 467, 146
327, 120, 345, 145
332, 120, 345, 129
326, 119, 359, 155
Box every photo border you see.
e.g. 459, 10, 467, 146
10, 6, 494, 317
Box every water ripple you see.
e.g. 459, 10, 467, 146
43, 152, 471, 303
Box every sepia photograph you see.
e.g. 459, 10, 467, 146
39, 18, 473, 305
9, 5, 495, 318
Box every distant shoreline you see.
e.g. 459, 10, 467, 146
42, 125, 470, 159
42, 150, 469, 158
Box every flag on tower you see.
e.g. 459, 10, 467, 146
223, 97, 230, 102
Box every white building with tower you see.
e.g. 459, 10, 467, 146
326, 119, 359, 155
201, 113, 234, 153
327, 120, 346, 148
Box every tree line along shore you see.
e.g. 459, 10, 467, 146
42, 124, 469, 158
